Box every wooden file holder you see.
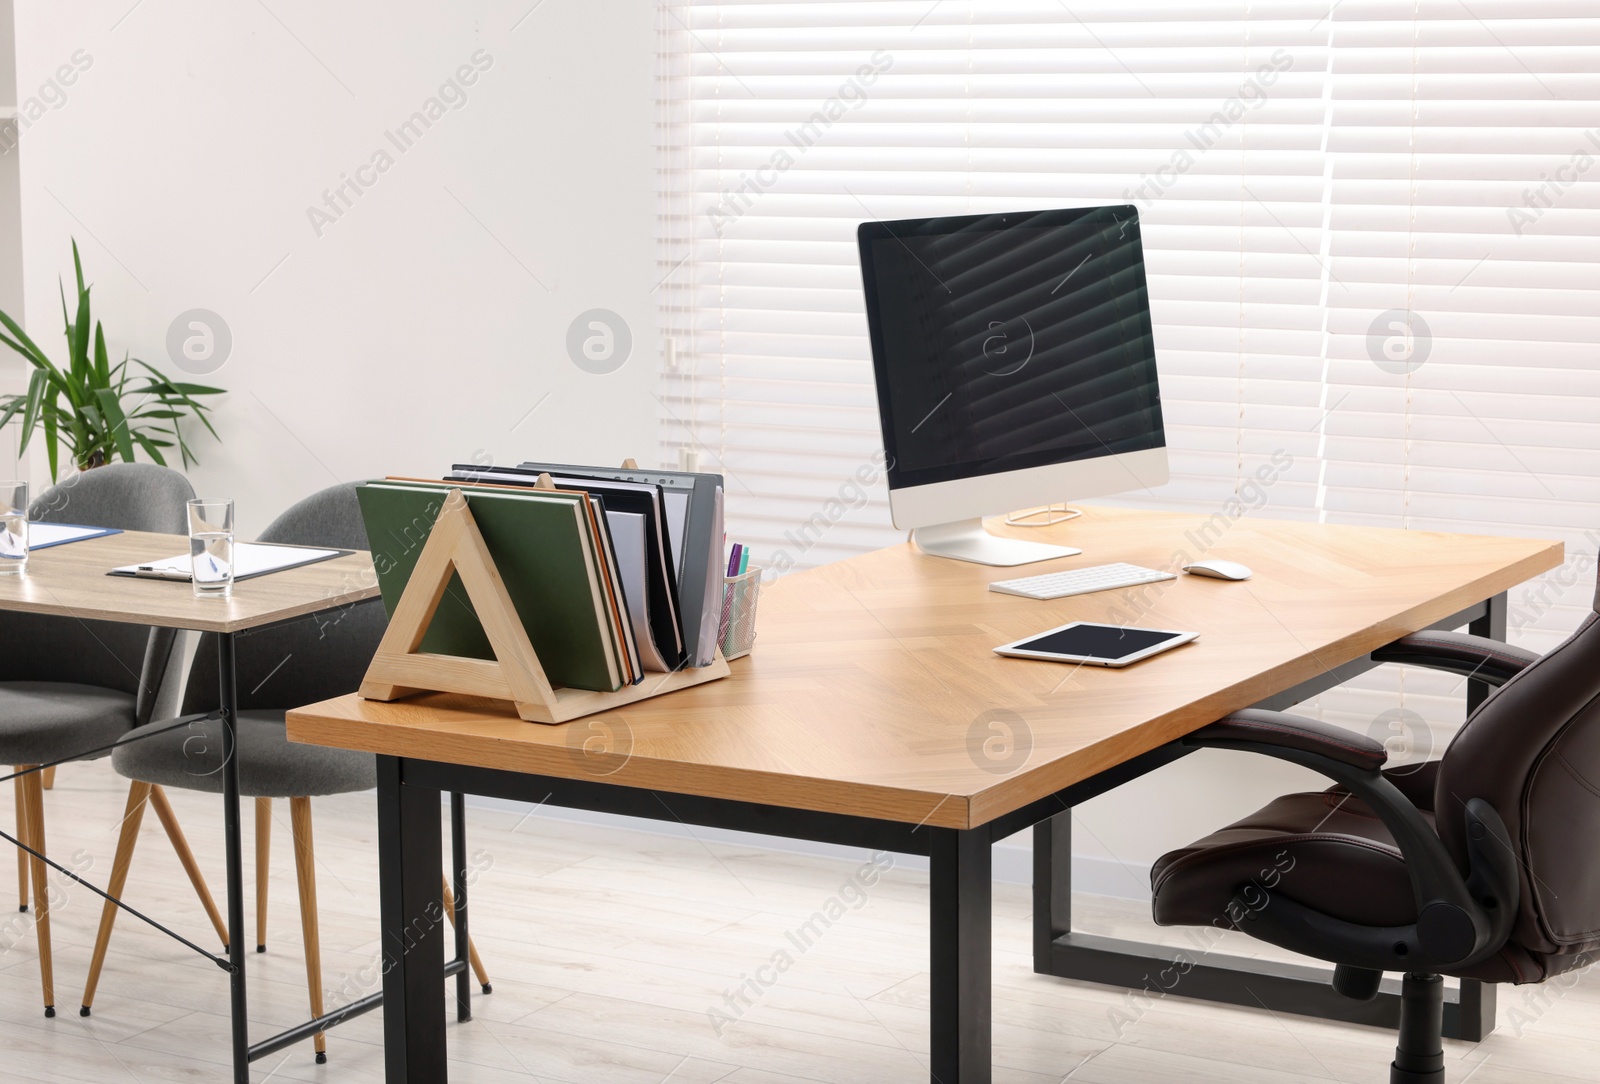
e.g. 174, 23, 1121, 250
358, 478, 729, 725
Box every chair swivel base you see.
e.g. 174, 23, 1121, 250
1390, 974, 1446, 1084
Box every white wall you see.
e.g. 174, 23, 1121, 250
12, 0, 659, 534
0, 0, 23, 480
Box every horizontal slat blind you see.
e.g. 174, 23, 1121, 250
1319, 2, 1600, 665
658, 1, 1337, 571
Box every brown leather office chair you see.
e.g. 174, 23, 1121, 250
1150, 579, 1600, 1083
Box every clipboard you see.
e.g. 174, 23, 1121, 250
109, 541, 352, 582
28, 523, 122, 551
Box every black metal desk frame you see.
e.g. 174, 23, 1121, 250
375, 595, 1505, 1084
1033, 594, 1504, 1044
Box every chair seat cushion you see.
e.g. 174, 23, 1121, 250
0, 681, 138, 764
1151, 786, 1430, 931
1151, 780, 1541, 985
112, 710, 376, 797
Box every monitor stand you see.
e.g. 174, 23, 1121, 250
909, 518, 1081, 567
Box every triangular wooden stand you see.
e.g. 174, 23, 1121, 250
359, 486, 729, 725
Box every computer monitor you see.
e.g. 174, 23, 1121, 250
857, 205, 1169, 566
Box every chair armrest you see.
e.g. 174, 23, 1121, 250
1183, 708, 1516, 969
1371, 630, 1538, 688
1192, 709, 1388, 771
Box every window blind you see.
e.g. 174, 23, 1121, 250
658, 1, 1342, 572
655, 3, 1600, 700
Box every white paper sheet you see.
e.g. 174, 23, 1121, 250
28, 523, 114, 549
112, 542, 341, 580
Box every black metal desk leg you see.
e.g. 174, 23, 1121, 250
450, 791, 470, 1022
929, 828, 991, 1084
1032, 813, 1072, 972
1467, 591, 1507, 714
219, 632, 249, 1084
377, 756, 448, 1084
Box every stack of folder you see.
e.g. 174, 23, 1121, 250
356, 462, 726, 695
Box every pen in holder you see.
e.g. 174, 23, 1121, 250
718, 566, 762, 660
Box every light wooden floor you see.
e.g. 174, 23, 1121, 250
0, 758, 1594, 1083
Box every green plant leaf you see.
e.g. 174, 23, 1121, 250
93, 322, 111, 385
69, 278, 92, 383
58, 279, 72, 359
131, 360, 223, 441
43, 411, 59, 481
131, 430, 170, 465
93, 388, 136, 462
16, 368, 47, 453
0, 307, 61, 375
0, 394, 24, 432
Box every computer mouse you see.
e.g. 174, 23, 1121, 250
1182, 559, 1253, 581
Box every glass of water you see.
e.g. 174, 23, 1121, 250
0, 481, 26, 575
188, 497, 235, 598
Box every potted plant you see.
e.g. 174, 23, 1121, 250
0, 240, 223, 480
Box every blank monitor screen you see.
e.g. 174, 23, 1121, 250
858, 206, 1165, 491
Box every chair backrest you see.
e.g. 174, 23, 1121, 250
182, 484, 387, 713
28, 462, 196, 534
0, 464, 193, 697
1435, 576, 1600, 981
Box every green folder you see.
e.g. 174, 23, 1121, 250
356, 482, 622, 693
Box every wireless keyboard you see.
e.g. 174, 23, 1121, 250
988, 562, 1175, 600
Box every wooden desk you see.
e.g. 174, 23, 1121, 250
287, 507, 1561, 1082
0, 529, 379, 1083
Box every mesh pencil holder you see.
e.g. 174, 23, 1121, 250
718, 566, 762, 660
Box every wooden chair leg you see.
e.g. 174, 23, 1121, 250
80, 782, 151, 1016
40, 766, 55, 791
147, 786, 229, 950
290, 797, 327, 1062
14, 766, 27, 914
255, 797, 271, 953
19, 768, 53, 1015
440, 876, 492, 992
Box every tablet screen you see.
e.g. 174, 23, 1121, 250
1011, 623, 1185, 661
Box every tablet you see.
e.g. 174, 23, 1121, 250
994, 621, 1198, 668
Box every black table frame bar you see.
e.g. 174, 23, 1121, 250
375, 738, 1195, 1084
376, 593, 1508, 1083
1031, 594, 1505, 1043
212, 626, 482, 1079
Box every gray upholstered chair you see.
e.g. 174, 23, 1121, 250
83, 483, 488, 1062
0, 462, 212, 1018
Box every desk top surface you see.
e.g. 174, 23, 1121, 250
286, 508, 1561, 830
0, 529, 379, 633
